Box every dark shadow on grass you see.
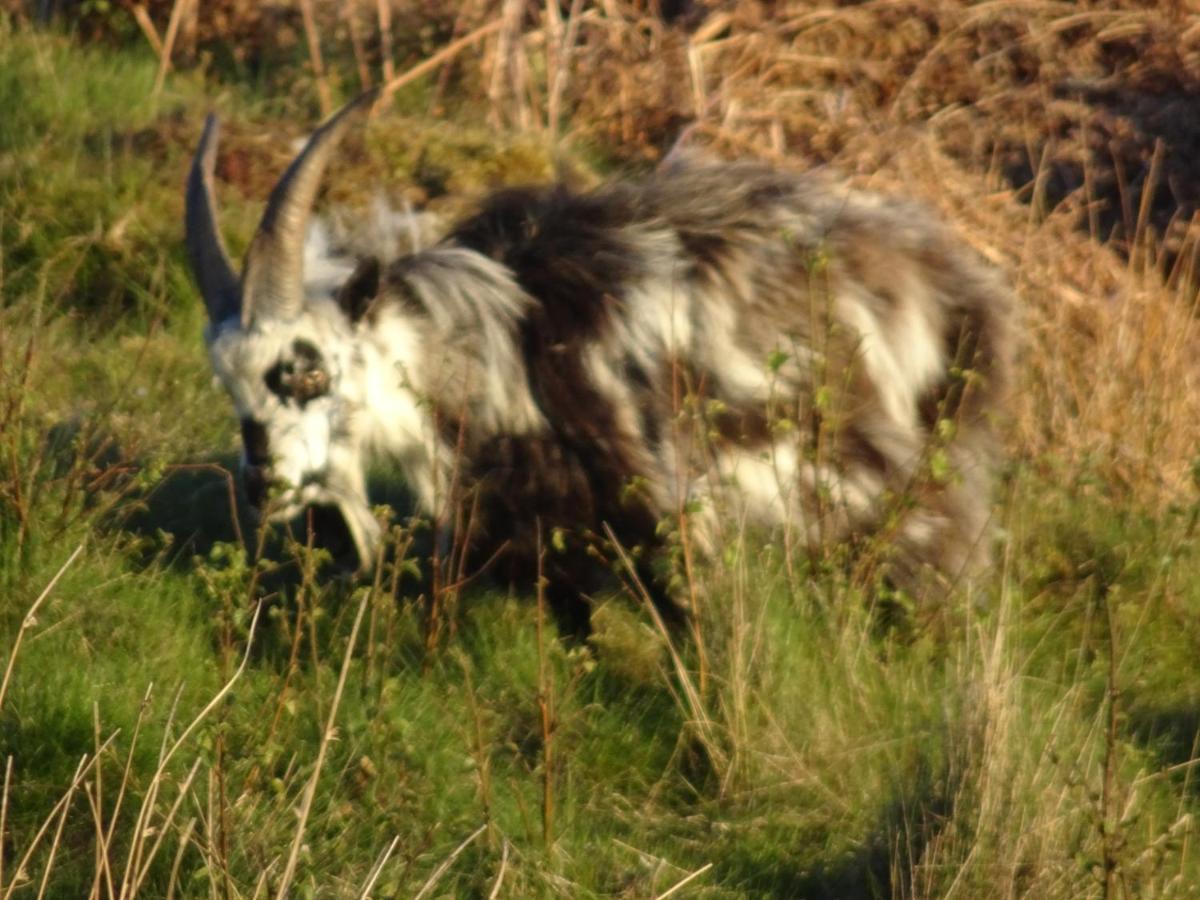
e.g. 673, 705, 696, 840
1000, 78, 1200, 285
122, 455, 420, 571
120, 454, 249, 560
1127, 703, 1200, 790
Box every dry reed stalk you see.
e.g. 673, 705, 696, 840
534, 533, 555, 847
129, 4, 163, 57
152, 0, 192, 99
488, 0, 527, 127
546, 0, 585, 139
89, 704, 106, 899
543, 0, 562, 124
602, 524, 727, 774
686, 11, 734, 124
263, 562, 312, 750
377, 0, 395, 88
127, 759, 204, 897
411, 824, 487, 900
274, 585, 371, 899
35, 757, 84, 900
0, 756, 10, 894
164, 817, 196, 900
666, 358, 717, 696
178, 0, 198, 66
252, 869, 271, 898
83, 704, 118, 900
117, 604, 263, 900
715, 536, 754, 799
513, 37, 537, 132
1132, 139, 1165, 272
357, 523, 389, 699
425, 408, 469, 658
120, 685, 185, 895
298, 0, 333, 116
199, 769, 219, 894
95, 683, 153, 900
343, 0, 373, 90
1, 735, 117, 900
653, 861, 713, 899
358, 835, 400, 898
456, 651, 495, 827
377, 18, 505, 112
0, 542, 84, 712
82, 784, 113, 900
487, 840, 509, 899
430, 0, 485, 109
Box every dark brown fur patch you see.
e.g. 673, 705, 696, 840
336, 256, 381, 322
361, 163, 1009, 624
451, 185, 642, 342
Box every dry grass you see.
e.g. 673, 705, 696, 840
529, 0, 1200, 507
4, 3, 1200, 896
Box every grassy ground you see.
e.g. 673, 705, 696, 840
2, 5, 1200, 897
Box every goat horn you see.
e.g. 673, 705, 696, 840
241, 90, 378, 325
185, 114, 242, 327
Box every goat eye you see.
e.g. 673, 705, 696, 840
294, 367, 330, 402
264, 359, 329, 405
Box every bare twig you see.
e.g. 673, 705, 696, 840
119, 604, 263, 900
2, 735, 118, 900
378, 20, 504, 112
376, 0, 395, 88
430, 0, 486, 110
358, 835, 400, 899
275, 586, 372, 899
128, 758, 204, 897
82, 783, 115, 900
603, 524, 726, 773
0, 757, 11, 895
0, 542, 84, 712
165, 817, 197, 900
487, 839, 509, 900
343, 0, 373, 91
488, 0, 526, 127
101, 683, 153, 899
298, 0, 333, 116
535, 526, 555, 847
152, 0, 193, 98
412, 824, 487, 900
35, 757, 85, 900
653, 862, 713, 899
83, 703, 117, 900
1100, 595, 1122, 900
129, 4, 164, 58
546, 0, 586, 139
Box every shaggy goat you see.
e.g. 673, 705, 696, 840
186, 93, 1012, 633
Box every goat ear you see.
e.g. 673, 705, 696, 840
336, 256, 381, 322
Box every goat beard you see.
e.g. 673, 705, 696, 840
260, 487, 381, 573
332, 495, 382, 570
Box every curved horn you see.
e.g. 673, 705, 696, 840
241, 90, 378, 325
185, 114, 242, 327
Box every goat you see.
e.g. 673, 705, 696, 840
185, 92, 1012, 633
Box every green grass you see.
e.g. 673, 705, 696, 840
2, 21, 1198, 899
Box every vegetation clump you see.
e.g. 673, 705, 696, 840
1, 3, 1198, 896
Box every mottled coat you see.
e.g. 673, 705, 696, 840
187, 94, 1012, 631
